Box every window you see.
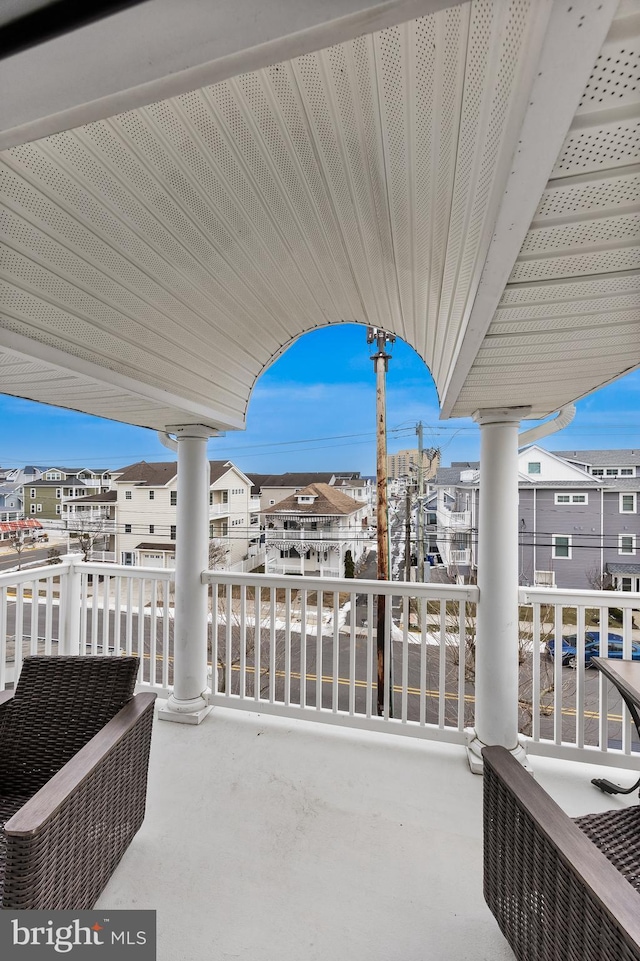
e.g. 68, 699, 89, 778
149, 524, 155, 534
622, 577, 633, 592
621, 469, 634, 476
619, 534, 636, 555
56, 488, 62, 499
269, 499, 275, 506
554, 493, 587, 505
149, 490, 155, 500
56, 504, 61, 515
606, 469, 619, 476
125, 490, 132, 500
209, 492, 213, 505
30, 488, 36, 498
552, 535, 571, 559
170, 491, 177, 506
30, 504, 36, 514
592, 468, 604, 476
527, 462, 541, 474
36, 504, 42, 513
170, 525, 176, 539
46, 471, 61, 480
124, 524, 132, 534
620, 493, 637, 513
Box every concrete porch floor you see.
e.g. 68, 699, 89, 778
98, 706, 638, 961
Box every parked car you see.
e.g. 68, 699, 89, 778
545, 631, 639, 669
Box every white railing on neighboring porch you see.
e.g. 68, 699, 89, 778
1, 560, 639, 772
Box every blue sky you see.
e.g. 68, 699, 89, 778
1, 323, 639, 476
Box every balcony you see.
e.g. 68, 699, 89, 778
446, 511, 472, 528
209, 503, 231, 516
449, 548, 471, 566
1, 560, 640, 956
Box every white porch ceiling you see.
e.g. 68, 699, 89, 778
0, 0, 638, 432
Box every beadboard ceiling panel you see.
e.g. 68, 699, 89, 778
450, 0, 640, 419
0, 0, 635, 431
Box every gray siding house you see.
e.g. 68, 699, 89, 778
432, 447, 640, 591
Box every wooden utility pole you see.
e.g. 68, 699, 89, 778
404, 486, 412, 582
367, 326, 394, 716
416, 421, 424, 583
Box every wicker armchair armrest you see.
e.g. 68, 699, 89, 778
483, 745, 640, 961
2, 692, 156, 910
0, 689, 14, 709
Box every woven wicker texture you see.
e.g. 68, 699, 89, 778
0, 656, 155, 909
483, 746, 640, 961
0, 656, 138, 792
576, 806, 640, 891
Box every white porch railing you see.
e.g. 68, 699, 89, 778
450, 549, 471, 565
1, 560, 639, 772
519, 586, 640, 771
448, 511, 472, 527
203, 570, 477, 743
0, 559, 174, 693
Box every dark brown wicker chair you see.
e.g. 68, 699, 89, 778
0, 656, 156, 910
483, 745, 640, 961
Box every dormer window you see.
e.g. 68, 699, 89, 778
297, 495, 316, 504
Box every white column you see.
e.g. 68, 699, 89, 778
160, 424, 218, 724
466, 407, 530, 773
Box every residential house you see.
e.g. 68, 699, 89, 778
62, 489, 117, 559
22, 467, 109, 521
432, 447, 640, 590
111, 460, 254, 569
265, 483, 368, 577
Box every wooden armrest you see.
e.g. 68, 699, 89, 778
483, 746, 640, 948
5, 692, 156, 837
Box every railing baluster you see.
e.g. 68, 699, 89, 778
332, 591, 339, 713
401, 596, 408, 723
348, 591, 356, 717
0, 586, 7, 690
300, 589, 307, 710
29, 577, 38, 654
419, 597, 427, 727
438, 599, 446, 729
239, 584, 247, 699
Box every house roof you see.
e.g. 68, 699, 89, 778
68, 490, 117, 504
607, 563, 640, 576
113, 459, 236, 486
135, 542, 176, 552
0, 3, 637, 433
553, 450, 640, 467
266, 483, 364, 517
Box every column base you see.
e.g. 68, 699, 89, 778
158, 692, 212, 725
464, 728, 531, 775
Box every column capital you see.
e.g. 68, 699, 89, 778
165, 424, 224, 440
472, 406, 532, 427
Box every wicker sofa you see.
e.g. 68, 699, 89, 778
483, 745, 640, 961
0, 656, 156, 910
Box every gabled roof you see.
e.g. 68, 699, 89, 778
113, 459, 243, 486
67, 490, 117, 504
266, 483, 364, 516
553, 450, 640, 467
